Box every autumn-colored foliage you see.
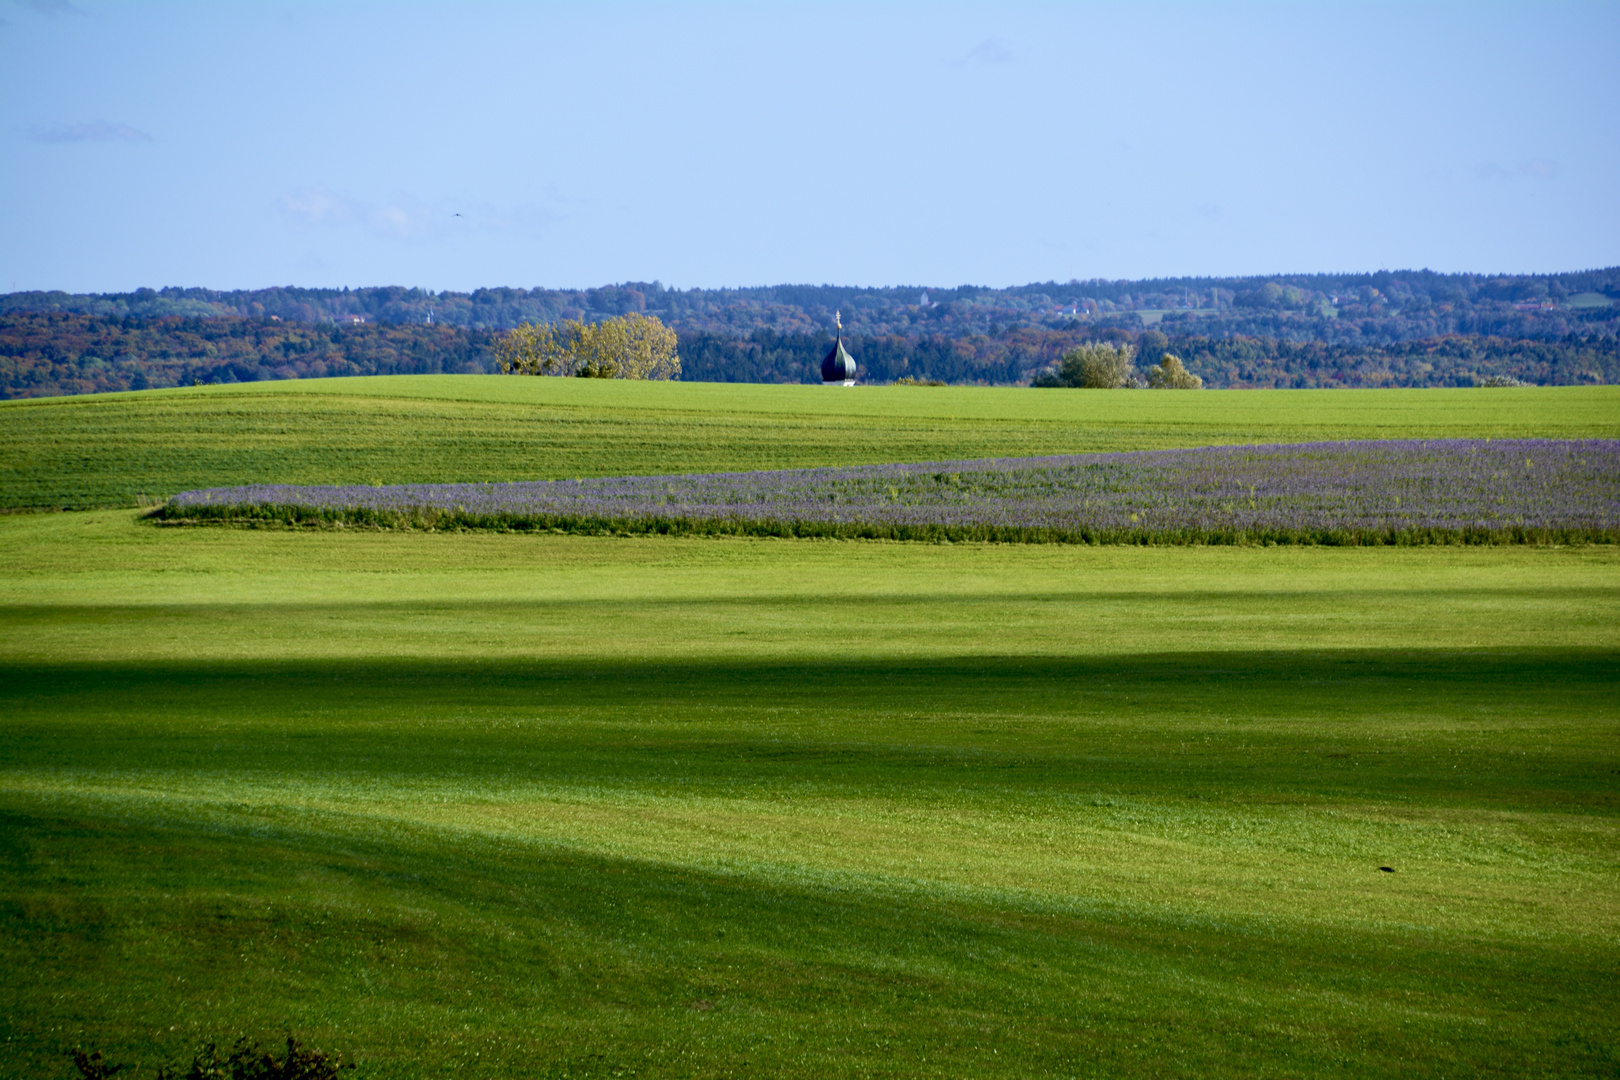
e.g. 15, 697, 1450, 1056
0, 313, 494, 398
2, 312, 1616, 399
1147, 354, 1203, 389
494, 313, 679, 379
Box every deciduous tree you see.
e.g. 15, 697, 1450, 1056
496, 313, 679, 380
1147, 353, 1203, 388
1032, 342, 1136, 388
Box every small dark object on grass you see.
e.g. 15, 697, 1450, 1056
72, 1051, 126, 1079
1380, 866, 1395, 873
171, 1037, 353, 1080
70, 1035, 354, 1080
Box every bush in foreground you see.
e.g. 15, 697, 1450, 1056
72, 1037, 352, 1080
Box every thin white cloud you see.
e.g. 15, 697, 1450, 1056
278, 186, 437, 239
1520, 157, 1558, 180
477, 202, 561, 238
29, 120, 151, 143
15, 0, 88, 16
370, 194, 439, 240
1474, 158, 1560, 181
957, 39, 1013, 66
279, 186, 356, 229
278, 185, 557, 242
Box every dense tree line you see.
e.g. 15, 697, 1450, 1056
681, 326, 1618, 389
4, 267, 1615, 347
677, 328, 1072, 385
0, 313, 493, 398
3, 312, 1616, 399
1161, 331, 1618, 388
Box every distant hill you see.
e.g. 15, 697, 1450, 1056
6, 269, 1618, 341
2, 269, 1616, 397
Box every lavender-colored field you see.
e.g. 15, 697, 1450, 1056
166, 439, 1620, 542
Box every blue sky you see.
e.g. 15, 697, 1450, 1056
2, 1, 1615, 292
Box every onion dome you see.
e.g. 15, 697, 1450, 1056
821, 310, 857, 384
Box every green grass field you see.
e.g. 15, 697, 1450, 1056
2, 378, 1617, 1078
3, 375, 1616, 508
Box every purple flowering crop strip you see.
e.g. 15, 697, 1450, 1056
165, 440, 1620, 543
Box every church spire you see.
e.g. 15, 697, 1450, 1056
821, 310, 857, 385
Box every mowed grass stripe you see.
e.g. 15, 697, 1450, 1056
3, 376, 1617, 508
3, 643, 1617, 1077
3, 513, 1619, 1075
6, 649, 1616, 934
4, 384, 1619, 1077
6, 797, 1612, 1080
32, 372, 1620, 427
5, 515, 1619, 660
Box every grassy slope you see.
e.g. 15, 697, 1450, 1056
2, 375, 1616, 508
2, 510, 1618, 1078
3, 379, 1618, 1077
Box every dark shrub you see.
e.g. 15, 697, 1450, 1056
72, 1036, 351, 1080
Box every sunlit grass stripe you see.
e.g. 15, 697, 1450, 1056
9, 378, 1620, 511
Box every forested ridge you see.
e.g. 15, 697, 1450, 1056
0, 314, 495, 398
7, 269, 1619, 339
673, 327, 1618, 389
3, 267, 1616, 397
